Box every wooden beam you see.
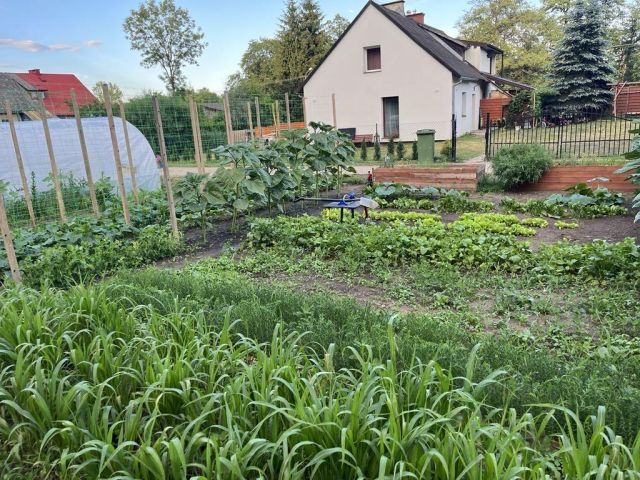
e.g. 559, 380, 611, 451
39, 99, 66, 222
285, 93, 292, 131
152, 96, 180, 238
274, 100, 281, 137
0, 194, 21, 282
4, 100, 36, 227
331, 93, 337, 127
302, 96, 308, 128
118, 100, 139, 203
188, 95, 205, 174
255, 97, 263, 142
70, 90, 100, 218
102, 83, 130, 225
223, 92, 234, 145
247, 102, 255, 142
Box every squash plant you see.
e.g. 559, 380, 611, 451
173, 173, 225, 242
617, 125, 640, 222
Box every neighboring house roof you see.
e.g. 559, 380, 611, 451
483, 73, 534, 91
371, 3, 486, 81
0, 73, 41, 116
461, 40, 504, 54
303, 1, 487, 88
14, 69, 95, 116
202, 102, 224, 112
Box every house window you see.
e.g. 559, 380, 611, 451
461, 92, 467, 117
383, 96, 399, 138
365, 46, 381, 71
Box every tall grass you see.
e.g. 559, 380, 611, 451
2, 281, 638, 478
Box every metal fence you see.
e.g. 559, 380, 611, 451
485, 109, 635, 158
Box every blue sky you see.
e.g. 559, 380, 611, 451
1, 0, 473, 96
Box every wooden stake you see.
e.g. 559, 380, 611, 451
102, 83, 130, 225
39, 99, 66, 222
247, 102, 255, 142
285, 93, 292, 130
193, 102, 205, 170
118, 100, 139, 204
188, 96, 205, 174
331, 93, 337, 127
255, 97, 263, 142
271, 103, 278, 138
223, 92, 234, 145
152, 96, 179, 239
302, 96, 308, 128
70, 90, 100, 218
4, 100, 36, 227
0, 194, 21, 282
275, 100, 281, 137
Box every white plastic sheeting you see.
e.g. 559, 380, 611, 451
0, 117, 160, 193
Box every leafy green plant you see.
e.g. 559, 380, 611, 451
412, 140, 418, 160
440, 140, 453, 160
373, 139, 381, 161
387, 137, 395, 157
556, 220, 579, 229
617, 124, 640, 221
491, 144, 553, 190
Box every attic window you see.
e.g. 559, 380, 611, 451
365, 46, 381, 72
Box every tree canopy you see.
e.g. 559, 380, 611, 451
457, 0, 560, 85
92, 82, 124, 104
123, 0, 207, 92
228, 0, 338, 95
549, 0, 615, 110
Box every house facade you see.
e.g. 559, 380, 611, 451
302, 1, 509, 141
0, 69, 95, 121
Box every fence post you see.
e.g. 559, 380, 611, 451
188, 96, 205, 174
102, 83, 131, 225
255, 97, 263, 143
484, 113, 491, 158
39, 98, 66, 222
246, 102, 255, 143
4, 100, 37, 228
275, 101, 281, 137
557, 120, 564, 159
118, 100, 139, 204
152, 96, 180, 239
285, 93, 292, 131
302, 96, 308, 127
0, 192, 21, 283
331, 93, 337, 127
451, 114, 457, 162
70, 90, 100, 218
223, 92, 234, 145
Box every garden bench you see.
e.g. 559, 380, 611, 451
353, 134, 373, 145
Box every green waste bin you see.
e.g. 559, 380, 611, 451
416, 129, 436, 163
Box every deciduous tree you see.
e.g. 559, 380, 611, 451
123, 0, 207, 92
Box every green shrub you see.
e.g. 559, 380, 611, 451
491, 144, 553, 190
412, 141, 418, 160
387, 137, 395, 156
374, 141, 381, 161
359, 140, 368, 161
396, 141, 405, 161
440, 140, 453, 160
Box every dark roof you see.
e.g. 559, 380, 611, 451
302, 1, 486, 87
202, 102, 224, 111
372, 2, 485, 80
0, 73, 40, 115
483, 73, 534, 91
461, 40, 504, 54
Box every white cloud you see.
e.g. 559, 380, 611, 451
84, 39, 102, 48
0, 38, 47, 52
0, 38, 100, 53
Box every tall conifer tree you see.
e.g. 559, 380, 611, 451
550, 0, 615, 111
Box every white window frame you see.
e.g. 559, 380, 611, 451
364, 45, 382, 73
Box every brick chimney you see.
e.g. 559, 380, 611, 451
381, 1, 405, 15
28, 69, 42, 77
407, 12, 425, 23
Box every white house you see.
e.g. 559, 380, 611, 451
303, 0, 515, 141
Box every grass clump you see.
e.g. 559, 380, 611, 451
2, 282, 640, 477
